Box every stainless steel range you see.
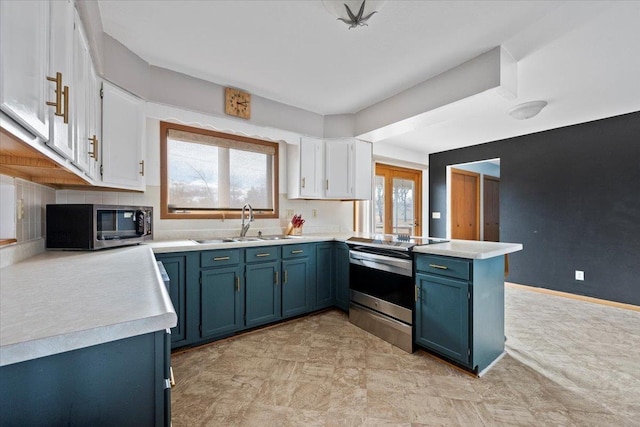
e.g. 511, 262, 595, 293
346, 235, 448, 353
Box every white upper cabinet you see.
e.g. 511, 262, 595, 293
72, 10, 91, 173
0, 0, 51, 141
101, 81, 146, 191
324, 139, 352, 199
288, 137, 372, 200
46, 0, 74, 159
85, 61, 101, 181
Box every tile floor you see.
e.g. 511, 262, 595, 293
171, 285, 640, 426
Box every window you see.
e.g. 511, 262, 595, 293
160, 122, 279, 219
374, 163, 422, 236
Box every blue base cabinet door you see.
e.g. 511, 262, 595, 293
334, 242, 350, 311
155, 255, 187, 345
245, 261, 281, 328
200, 266, 243, 338
415, 272, 471, 366
282, 258, 310, 318
315, 243, 335, 309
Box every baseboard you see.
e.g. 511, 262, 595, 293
505, 282, 640, 312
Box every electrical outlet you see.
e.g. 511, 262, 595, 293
17, 198, 24, 221
575, 270, 585, 281
312, 209, 317, 218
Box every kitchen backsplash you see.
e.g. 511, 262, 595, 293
0, 176, 56, 268
56, 186, 354, 240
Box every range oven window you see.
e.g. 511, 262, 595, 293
349, 263, 415, 311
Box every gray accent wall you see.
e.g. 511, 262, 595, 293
429, 111, 640, 305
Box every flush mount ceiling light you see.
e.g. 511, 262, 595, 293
322, 0, 387, 29
508, 100, 548, 120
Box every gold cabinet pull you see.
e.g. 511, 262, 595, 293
301, 177, 305, 188
283, 270, 288, 284
325, 179, 329, 190
429, 264, 448, 270
213, 256, 230, 261
291, 249, 304, 254
235, 276, 240, 292
170, 367, 176, 387
62, 85, 69, 123
139, 160, 145, 176
255, 253, 270, 257
46, 72, 64, 118
274, 271, 278, 285
88, 135, 99, 159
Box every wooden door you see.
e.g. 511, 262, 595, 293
451, 168, 479, 240
483, 175, 500, 242
374, 163, 423, 236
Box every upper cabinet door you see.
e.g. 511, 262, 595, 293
46, 0, 74, 159
352, 139, 372, 200
72, 12, 91, 173
324, 139, 353, 199
101, 81, 146, 190
0, 0, 50, 141
299, 136, 323, 198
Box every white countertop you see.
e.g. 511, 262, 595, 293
0, 246, 177, 367
148, 234, 344, 254
412, 239, 523, 259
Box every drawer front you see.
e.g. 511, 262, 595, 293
416, 255, 471, 281
282, 243, 310, 259
200, 249, 241, 268
245, 246, 279, 263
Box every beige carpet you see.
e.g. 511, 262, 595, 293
170, 285, 640, 426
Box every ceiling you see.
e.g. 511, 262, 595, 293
98, 1, 640, 154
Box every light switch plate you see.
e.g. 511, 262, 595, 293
575, 270, 585, 281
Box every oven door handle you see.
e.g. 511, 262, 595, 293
349, 250, 413, 276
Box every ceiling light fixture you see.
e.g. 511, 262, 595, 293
322, 0, 387, 29
508, 101, 548, 120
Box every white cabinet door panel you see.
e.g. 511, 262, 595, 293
0, 0, 50, 140
324, 139, 352, 198
72, 13, 90, 173
101, 81, 145, 190
299, 137, 323, 198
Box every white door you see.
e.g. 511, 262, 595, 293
0, 0, 50, 140
299, 137, 323, 198
324, 139, 352, 199
101, 81, 145, 190
46, 0, 74, 159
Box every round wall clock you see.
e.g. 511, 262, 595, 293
224, 87, 251, 119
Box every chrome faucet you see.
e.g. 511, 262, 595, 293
240, 203, 254, 237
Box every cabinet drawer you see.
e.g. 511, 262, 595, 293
201, 249, 241, 268
282, 243, 310, 259
245, 246, 279, 263
416, 255, 471, 281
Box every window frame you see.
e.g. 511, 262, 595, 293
159, 121, 279, 220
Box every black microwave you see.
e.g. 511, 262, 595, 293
46, 204, 153, 250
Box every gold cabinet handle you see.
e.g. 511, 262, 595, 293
139, 160, 145, 176
170, 367, 176, 387
88, 135, 99, 159
291, 249, 304, 254
213, 256, 230, 261
283, 270, 288, 284
62, 85, 69, 123
301, 177, 305, 188
255, 253, 270, 257
325, 179, 329, 190
274, 271, 278, 285
235, 276, 240, 292
46, 72, 64, 117
429, 264, 448, 270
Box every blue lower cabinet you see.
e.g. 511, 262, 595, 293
334, 242, 350, 311
200, 266, 243, 338
245, 261, 282, 328
282, 258, 310, 318
155, 254, 187, 344
0, 331, 169, 426
415, 272, 471, 366
315, 243, 335, 309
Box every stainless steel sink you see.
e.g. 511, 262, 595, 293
193, 237, 263, 244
